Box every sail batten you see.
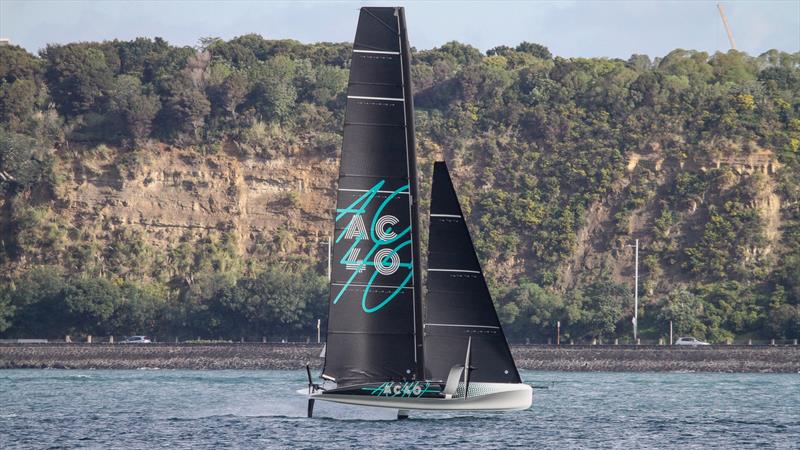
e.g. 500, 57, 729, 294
322, 7, 422, 387
423, 161, 521, 384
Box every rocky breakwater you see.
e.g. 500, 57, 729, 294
0, 343, 322, 370
2, 344, 798, 372
511, 345, 800, 373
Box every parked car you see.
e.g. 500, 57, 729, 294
121, 336, 152, 344
674, 336, 710, 346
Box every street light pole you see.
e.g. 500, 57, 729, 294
627, 239, 639, 343
327, 239, 332, 282
320, 239, 331, 281
634, 238, 639, 342
669, 320, 673, 346
556, 321, 561, 346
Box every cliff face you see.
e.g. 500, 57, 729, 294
69, 145, 335, 252
25, 136, 784, 296
35, 143, 338, 277
558, 145, 786, 295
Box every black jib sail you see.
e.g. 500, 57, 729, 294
423, 161, 521, 383
322, 7, 424, 387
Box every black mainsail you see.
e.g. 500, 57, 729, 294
423, 161, 521, 383
322, 7, 424, 387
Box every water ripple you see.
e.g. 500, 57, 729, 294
1, 370, 798, 449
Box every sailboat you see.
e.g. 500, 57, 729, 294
304, 6, 532, 418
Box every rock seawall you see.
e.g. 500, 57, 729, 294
2, 344, 798, 373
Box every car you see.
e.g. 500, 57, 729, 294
121, 336, 152, 344
674, 336, 710, 346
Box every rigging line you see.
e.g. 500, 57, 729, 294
349, 81, 403, 87
424, 323, 500, 329
361, 7, 399, 35
338, 173, 408, 180
428, 268, 482, 274
332, 283, 413, 290
327, 330, 415, 335
347, 95, 404, 102
425, 287, 490, 295
353, 42, 395, 52
353, 49, 400, 55
338, 188, 410, 195
344, 122, 405, 128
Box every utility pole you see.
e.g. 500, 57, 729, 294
669, 320, 673, 346
556, 321, 561, 346
327, 239, 332, 281
627, 239, 639, 342
634, 238, 639, 342
717, 3, 737, 50
320, 239, 332, 281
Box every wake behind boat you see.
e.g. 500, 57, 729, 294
303, 6, 532, 418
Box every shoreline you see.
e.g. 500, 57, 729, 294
1, 343, 798, 373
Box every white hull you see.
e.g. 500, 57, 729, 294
311, 382, 532, 411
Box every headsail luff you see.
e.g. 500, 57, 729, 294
423, 161, 522, 384
322, 7, 422, 387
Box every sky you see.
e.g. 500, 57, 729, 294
1, 0, 798, 59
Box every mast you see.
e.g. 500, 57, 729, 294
397, 7, 425, 381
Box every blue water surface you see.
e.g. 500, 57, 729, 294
1, 370, 797, 449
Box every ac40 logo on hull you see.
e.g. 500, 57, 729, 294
363, 381, 436, 398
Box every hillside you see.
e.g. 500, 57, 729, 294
0, 37, 798, 342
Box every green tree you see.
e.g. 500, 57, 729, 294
209, 70, 248, 120
111, 281, 168, 336
43, 44, 114, 116
5, 266, 68, 338
0, 129, 54, 195
63, 278, 120, 336
159, 74, 210, 141
0, 45, 41, 83
766, 303, 800, 339
224, 264, 326, 336
656, 288, 707, 338
499, 282, 564, 339
0, 79, 37, 130
580, 276, 628, 339
117, 37, 170, 78
248, 55, 297, 122
107, 75, 160, 142
307, 64, 347, 104
697, 281, 758, 338
0, 287, 14, 333
515, 42, 552, 60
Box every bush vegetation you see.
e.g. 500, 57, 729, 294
0, 36, 798, 341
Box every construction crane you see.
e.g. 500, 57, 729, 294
717, 3, 737, 50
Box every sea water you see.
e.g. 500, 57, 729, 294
0, 370, 797, 449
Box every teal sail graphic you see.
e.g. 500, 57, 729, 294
332, 180, 413, 313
